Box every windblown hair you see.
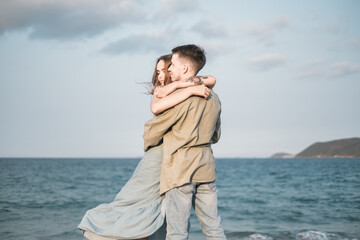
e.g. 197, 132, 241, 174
149, 54, 172, 95
172, 44, 206, 74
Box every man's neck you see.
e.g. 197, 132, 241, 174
180, 73, 196, 82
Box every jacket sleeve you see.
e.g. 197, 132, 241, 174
143, 102, 188, 151
211, 116, 221, 144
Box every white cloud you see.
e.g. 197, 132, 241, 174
0, 0, 148, 40
101, 20, 236, 56
239, 15, 291, 41
322, 23, 342, 35
191, 18, 228, 38
349, 37, 360, 50
156, 0, 200, 18
199, 41, 243, 61
248, 53, 287, 71
297, 59, 326, 79
297, 60, 360, 79
101, 27, 182, 54
329, 61, 360, 77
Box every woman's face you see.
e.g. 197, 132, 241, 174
156, 60, 167, 86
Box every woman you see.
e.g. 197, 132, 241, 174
78, 54, 216, 240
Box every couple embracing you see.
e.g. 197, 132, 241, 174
78, 44, 226, 240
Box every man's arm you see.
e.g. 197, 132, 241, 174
144, 102, 188, 151
211, 116, 221, 144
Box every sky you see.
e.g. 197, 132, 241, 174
0, 0, 359, 158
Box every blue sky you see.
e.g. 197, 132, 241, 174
1, 0, 359, 158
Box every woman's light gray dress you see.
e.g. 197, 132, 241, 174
78, 144, 166, 240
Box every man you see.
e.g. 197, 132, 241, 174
144, 44, 226, 240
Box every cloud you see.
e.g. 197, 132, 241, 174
198, 41, 243, 61
297, 60, 360, 79
349, 37, 360, 50
248, 53, 287, 71
329, 61, 360, 77
191, 18, 228, 38
101, 27, 181, 54
239, 15, 290, 41
0, 0, 148, 40
100, 24, 238, 57
297, 59, 325, 79
322, 23, 342, 35
156, 0, 200, 18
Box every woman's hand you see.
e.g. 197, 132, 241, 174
154, 87, 164, 98
154, 87, 170, 98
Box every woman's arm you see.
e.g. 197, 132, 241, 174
151, 85, 210, 114
189, 76, 216, 89
154, 75, 216, 98
154, 81, 187, 98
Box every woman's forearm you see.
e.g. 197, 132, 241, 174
151, 85, 210, 114
187, 76, 216, 89
200, 75, 216, 88
151, 88, 193, 114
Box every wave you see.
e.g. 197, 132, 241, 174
224, 231, 359, 240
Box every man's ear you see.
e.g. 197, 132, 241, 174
182, 64, 189, 74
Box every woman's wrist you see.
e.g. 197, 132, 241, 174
186, 76, 203, 85
194, 77, 204, 85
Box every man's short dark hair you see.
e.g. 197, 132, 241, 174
172, 44, 206, 74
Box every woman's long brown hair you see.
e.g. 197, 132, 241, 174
149, 54, 172, 95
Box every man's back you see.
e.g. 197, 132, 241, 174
143, 89, 221, 195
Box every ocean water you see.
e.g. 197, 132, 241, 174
0, 157, 359, 240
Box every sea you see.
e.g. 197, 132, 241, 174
0, 157, 359, 240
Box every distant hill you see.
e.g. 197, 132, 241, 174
296, 137, 360, 158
